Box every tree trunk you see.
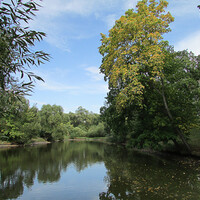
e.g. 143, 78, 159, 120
160, 78, 192, 154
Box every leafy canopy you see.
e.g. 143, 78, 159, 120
99, 0, 174, 109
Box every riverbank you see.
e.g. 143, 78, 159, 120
0, 137, 108, 149
1, 134, 200, 158
66, 136, 200, 158
0, 138, 51, 149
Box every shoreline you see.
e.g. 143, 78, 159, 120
1, 139, 200, 159
0, 141, 51, 149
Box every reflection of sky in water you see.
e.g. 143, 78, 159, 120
1, 142, 200, 200
21, 163, 107, 200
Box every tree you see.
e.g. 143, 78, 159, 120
0, 97, 41, 143
0, 0, 50, 97
22, 105, 41, 140
101, 48, 200, 152
69, 106, 100, 131
0, 0, 50, 142
99, 0, 174, 109
158, 49, 200, 150
39, 104, 67, 141
99, 0, 199, 153
99, 0, 174, 144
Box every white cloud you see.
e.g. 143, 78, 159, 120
27, 0, 139, 51
28, 99, 47, 106
45, 35, 71, 53
85, 66, 103, 81
168, 0, 200, 17
38, 80, 108, 95
175, 30, 200, 55
123, 0, 137, 11
104, 14, 118, 29
39, 0, 116, 17
28, 14, 71, 52
34, 69, 108, 95
82, 83, 108, 95
38, 81, 79, 92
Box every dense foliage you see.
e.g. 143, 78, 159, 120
0, 0, 199, 153
99, 0, 200, 153
0, 99, 106, 144
0, 0, 50, 122
99, 0, 174, 109
0, 0, 105, 144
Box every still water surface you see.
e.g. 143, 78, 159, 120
0, 141, 200, 200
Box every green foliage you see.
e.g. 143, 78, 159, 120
161, 50, 200, 132
39, 104, 67, 141
0, 97, 41, 144
0, 0, 50, 142
66, 106, 105, 138
101, 48, 200, 151
0, 0, 50, 97
2, 118, 26, 144
0, 5, 101, 140
99, 0, 174, 109
87, 123, 106, 138
69, 127, 87, 139
68, 106, 99, 131
99, 0, 200, 152
22, 106, 41, 139
51, 123, 67, 141
0, 96, 103, 144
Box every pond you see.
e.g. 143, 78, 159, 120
0, 141, 200, 200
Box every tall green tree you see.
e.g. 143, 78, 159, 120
99, 0, 200, 153
0, 0, 49, 142
99, 0, 174, 145
99, 0, 174, 109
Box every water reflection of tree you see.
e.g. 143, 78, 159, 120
100, 146, 200, 200
0, 142, 106, 199
1, 142, 200, 200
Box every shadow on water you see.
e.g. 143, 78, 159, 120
0, 142, 105, 199
0, 141, 200, 200
100, 146, 200, 200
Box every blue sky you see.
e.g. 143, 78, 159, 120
26, 0, 200, 113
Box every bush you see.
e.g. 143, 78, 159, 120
1, 119, 29, 144
69, 127, 87, 139
87, 123, 106, 138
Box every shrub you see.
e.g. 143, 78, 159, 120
87, 123, 106, 138
70, 127, 87, 139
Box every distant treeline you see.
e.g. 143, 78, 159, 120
0, 97, 106, 144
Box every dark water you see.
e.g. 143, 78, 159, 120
0, 142, 200, 200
